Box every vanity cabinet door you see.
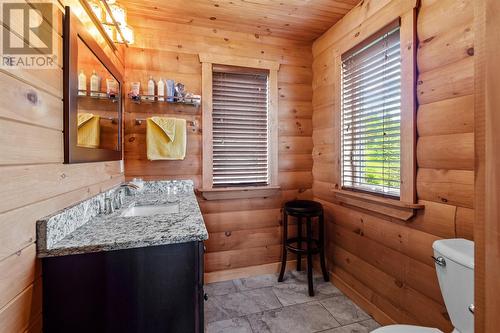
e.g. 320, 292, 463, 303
43, 241, 204, 333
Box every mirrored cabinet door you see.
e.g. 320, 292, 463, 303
64, 6, 123, 163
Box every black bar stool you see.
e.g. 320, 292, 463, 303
278, 200, 329, 296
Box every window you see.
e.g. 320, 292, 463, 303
199, 54, 280, 199
340, 20, 402, 198
212, 65, 269, 187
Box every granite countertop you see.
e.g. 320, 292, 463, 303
37, 180, 208, 258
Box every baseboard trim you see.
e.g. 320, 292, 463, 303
330, 272, 396, 327
204, 259, 303, 284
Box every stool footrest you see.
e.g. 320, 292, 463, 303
285, 237, 322, 255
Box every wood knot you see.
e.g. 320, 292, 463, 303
224, 231, 232, 237
394, 280, 404, 288
441, 197, 448, 203
26, 90, 38, 105
422, 36, 434, 44
209, 16, 217, 20
467, 47, 474, 56
128, 136, 135, 143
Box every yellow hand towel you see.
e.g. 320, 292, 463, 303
147, 117, 187, 160
77, 113, 100, 148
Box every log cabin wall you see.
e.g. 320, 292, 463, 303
123, 17, 314, 280
0, 2, 125, 331
311, 0, 474, 331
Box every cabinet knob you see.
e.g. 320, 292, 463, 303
203, 293, 208, 301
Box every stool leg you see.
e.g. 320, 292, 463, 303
319, 212, 329, 282
306, 217, 314, 296
278, 210, 288, 282
297, 217, 302, 271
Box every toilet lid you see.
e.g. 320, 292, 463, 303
372, 325, 443, 333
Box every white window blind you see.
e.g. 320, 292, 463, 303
212, 65, 269, 187
341, 20, 401, 198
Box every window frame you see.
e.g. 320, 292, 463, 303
199, 53, 280, 200
334, 9, 417, 207
340, 20, 403, 199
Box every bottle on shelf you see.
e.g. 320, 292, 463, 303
147, 76, 155, 101
157, 78, 165, 101
78, 70, 86, 96
90, 70, 101, 97
166, 79, 175, 102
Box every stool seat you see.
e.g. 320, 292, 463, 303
284, 200, 323, 216
278, 200, 329, 297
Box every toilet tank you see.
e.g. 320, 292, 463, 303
433, 239, 474, 333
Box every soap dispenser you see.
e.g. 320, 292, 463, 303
147, 76, 155, 101
90, 70, 100, 97
78, 70, 87, 96
157, 78, 165, 101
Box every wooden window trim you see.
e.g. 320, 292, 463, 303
199, 54, 280, 200
333, 7, 419, 219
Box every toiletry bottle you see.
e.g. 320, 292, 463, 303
106, 78, 118, 98
90, 70, 100, 97
130, 82, 140, 101
166, 79, 175, 102
157, 78, 165, 101
78, 70, 87, 96
147, 76, 155, 101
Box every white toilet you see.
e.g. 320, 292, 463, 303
373, 238, 474, 333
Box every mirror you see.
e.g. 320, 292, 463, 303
64, 6, 123, 163
76, 37, 120, 151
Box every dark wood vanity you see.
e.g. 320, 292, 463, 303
42, 241, 205, 333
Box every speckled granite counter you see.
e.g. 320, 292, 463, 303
36, 180, 208, 258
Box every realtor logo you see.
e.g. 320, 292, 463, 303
0, 0, 57, 68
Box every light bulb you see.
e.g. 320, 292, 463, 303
89, 2, 102, 20
117, 25, 134, 44
107, 4, 126, 26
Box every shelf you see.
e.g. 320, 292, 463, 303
78, 91, 119, 100
129, 94, 201, 107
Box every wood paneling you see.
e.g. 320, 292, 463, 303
311, 0, 475, 330
120, 0, 359, 42
0, 2, 125, 331
123, 18, 313, 275
474, 0, 500, 330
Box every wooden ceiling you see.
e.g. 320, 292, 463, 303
120, 0, 360, 42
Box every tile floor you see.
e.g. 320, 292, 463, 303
204, 271, 380, 333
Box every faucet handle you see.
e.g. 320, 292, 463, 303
105, 197, 114, 214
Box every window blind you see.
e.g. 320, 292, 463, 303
340, 21, 401, 198
212, 65, 269, 187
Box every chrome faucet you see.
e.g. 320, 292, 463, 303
120, 182, 141, 190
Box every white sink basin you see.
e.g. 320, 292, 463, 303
121, 204, 179, 217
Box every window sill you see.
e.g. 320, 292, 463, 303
197, 185, 281, 201
332, 189, 424, 221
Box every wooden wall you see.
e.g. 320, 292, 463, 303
123, 17, 314, 279
311, 0, 474, 331
0, 2, 125, 332
474, 0, 500, 331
